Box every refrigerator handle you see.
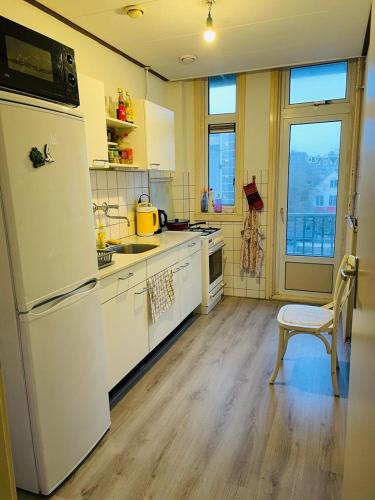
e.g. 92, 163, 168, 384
27, 281, 99, 318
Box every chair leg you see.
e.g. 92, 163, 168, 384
281, 330, 288, 360
331, 336, 339, 397
269, 327, 285, 384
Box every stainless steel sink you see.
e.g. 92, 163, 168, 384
110, 243, 159, 254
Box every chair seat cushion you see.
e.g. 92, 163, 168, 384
277, 304, 333, 330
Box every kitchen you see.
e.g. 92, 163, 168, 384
0, 1, 374, 499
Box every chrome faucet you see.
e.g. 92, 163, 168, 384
92, 202, 131, 226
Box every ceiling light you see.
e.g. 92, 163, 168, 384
124, 5, 145, 18
203, 1, 216, 43
179, 55, 198, 64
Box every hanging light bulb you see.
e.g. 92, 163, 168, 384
203, 1, 216, 43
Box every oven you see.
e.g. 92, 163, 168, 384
200, 231, 225, 314
0, 16, 79, 106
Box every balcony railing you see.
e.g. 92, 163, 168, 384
286, 213, 336, 257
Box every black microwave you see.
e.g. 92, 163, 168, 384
0, 16, 79, 106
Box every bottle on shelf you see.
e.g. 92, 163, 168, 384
201, 188, 208, 212
208, 188, 214, 213
125, 92, 134, 123
116, 88, 126, 121
117, 133, 133, 164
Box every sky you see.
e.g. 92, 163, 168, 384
290, 121, 341, 157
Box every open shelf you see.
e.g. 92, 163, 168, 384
107, 141, 118, 146
108, 163, 145, 170
106, 116, 138, 129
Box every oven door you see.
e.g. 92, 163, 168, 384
0, 17, 66, 103
208, 242, 225, 291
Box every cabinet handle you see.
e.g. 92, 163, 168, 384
180, 262, 190, 268
135, 287, 148, 295
188, 242, 197, 247
118, 272, 134, 280
172, 267, 181, 274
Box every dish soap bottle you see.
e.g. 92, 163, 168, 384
214, 194, 223, 213
208, 188, 214, 213
201, 188, 208, 212
97, 224, 106, 249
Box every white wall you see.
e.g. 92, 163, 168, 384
342, 2, 375, 498
1, 0, 167, 106
166, 72, 271, 298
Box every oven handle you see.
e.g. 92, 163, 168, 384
208, 242, 226, 256
209, 282, 226, 298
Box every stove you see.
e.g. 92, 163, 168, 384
188, 226, 221, 237
187, 225, 225, 314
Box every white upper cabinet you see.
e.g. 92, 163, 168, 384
132, 100, 175, 171
78, 74, 108, 169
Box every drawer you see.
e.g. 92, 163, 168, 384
178, 237, 201, 261
100, 261, 146, 303
147, 247, 179, 277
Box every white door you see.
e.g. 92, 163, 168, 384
145, 100, 175, 171
101, 281, 149, 391
148, 265, 181, 350
19, 281, 110, 495
180, 250, 202, 317
0, 97, 98, 311
276, 115, 351, 299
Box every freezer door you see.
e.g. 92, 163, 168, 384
0, 98, 97, 312
19, 281, 110, 495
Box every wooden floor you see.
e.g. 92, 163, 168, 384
18, 297, 350, 500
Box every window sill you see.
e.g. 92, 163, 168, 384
195, 212, 244, 222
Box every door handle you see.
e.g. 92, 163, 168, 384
280, 207, 285, 224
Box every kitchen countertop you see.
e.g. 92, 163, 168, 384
98, 231, 200, 279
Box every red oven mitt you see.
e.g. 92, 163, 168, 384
243, 180, 263, 211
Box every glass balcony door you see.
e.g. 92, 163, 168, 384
276, 114, 350, 298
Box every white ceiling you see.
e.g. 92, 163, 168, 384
38, 0, 371, 81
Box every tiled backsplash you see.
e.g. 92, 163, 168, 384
170, 169, 268, 299
90, 170, 149, 241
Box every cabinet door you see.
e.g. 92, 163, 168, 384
148, 265, 181, 351
179, 250, 202, 319
78, 74, 108, 169
101, 281, 149, 391
145, 100, 175, 171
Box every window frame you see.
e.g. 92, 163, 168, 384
282, 60, 354, 113
194, 74, 246, 221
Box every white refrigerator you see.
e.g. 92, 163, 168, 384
0, 91, 110, 494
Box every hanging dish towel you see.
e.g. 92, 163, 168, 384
243, 180, 263, 211
147, 268, 175, 323
240, 209, 265, 276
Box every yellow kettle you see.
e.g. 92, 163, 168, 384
136, 202, 159, 236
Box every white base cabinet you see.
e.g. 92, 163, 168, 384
101, 281, 149, 391
100, 238, 202, 391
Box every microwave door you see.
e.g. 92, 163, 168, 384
0, 17, 65, 102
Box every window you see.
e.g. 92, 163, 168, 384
329, 195, 337, 206
330, 179, 338, 188
208, 123, 236, 206
204, 74, 240, 211
289, 61, 348, 105
209, 74, 236, 114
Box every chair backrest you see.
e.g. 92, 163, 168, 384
332, 255, 357, 330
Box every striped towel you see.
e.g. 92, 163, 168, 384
147, 268, 175, 323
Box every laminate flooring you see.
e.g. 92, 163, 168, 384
18, 297, 350, 500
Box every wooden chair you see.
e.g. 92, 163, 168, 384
269, 255, 356, 396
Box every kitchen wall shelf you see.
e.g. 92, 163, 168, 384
107, 141, 118, 146
106, 117, 138, 129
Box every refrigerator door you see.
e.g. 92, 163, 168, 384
19, 280, 110, 495
0, 94, 97, 312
